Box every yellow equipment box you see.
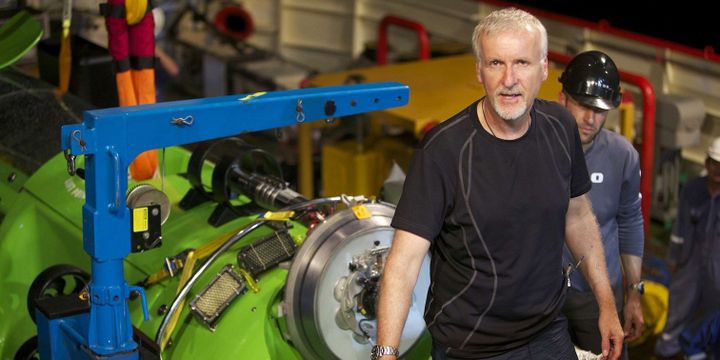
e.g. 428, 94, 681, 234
321, 136, 414, 197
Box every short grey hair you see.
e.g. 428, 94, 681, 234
471, 7, 548, 63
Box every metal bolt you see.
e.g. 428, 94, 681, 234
158, 304, 168, 315
143, 232, 150, 240
152, 208, 159, 216
7, 172, 16, 183
251, 307, 257, 312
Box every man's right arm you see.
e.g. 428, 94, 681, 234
376, 229, 431, 359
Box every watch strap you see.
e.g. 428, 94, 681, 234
371, 345, 399, 359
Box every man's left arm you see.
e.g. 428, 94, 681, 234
620, 253, 643, 341
618, 148, 645, 341
566, 194, 624, 360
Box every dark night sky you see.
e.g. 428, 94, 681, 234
511, 1, 719, 52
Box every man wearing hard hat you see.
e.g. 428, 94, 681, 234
558, 51, 644, 360
655, 138, 720, 357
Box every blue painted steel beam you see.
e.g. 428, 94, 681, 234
51, 82, 408, 358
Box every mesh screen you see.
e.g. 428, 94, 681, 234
237, 231, 295, 276
191, 269, 244, 324
0, 69, 89, 174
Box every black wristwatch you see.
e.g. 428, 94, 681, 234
627, 281, 645, 295
371, 345, 399, 359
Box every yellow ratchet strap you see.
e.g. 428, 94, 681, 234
160, 250, 197, 351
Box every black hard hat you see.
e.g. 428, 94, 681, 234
559, 50, 621, 111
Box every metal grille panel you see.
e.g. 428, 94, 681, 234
237, 231, 296, 276
190, 265, 245, 329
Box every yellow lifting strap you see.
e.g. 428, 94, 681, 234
144, 220, 264, 287
143, 228, 241, 286
144, 216, 302, 287
160, 250, 197, 351
58, 0, 72, 93
125, 0, 148, 26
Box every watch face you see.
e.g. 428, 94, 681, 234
630, 281, 645, 294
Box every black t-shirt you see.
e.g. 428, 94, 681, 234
392, 98, 591, 358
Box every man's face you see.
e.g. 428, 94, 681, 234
475, 28, 548, 122
706, 157, 720, 184
559, 92, 609, 145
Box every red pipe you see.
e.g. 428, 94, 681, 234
377, 15, 431, 66
549, 52, 655, 236
478, 0, 720, 63
214, 6, 255, 42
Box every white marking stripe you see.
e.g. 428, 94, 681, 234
670, 234, 684, 244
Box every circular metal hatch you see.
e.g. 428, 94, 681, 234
284, 203, 430, 360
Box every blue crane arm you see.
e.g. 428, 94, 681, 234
42, 82, 408, 358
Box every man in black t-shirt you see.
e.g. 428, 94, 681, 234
374, 8, 625, 360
